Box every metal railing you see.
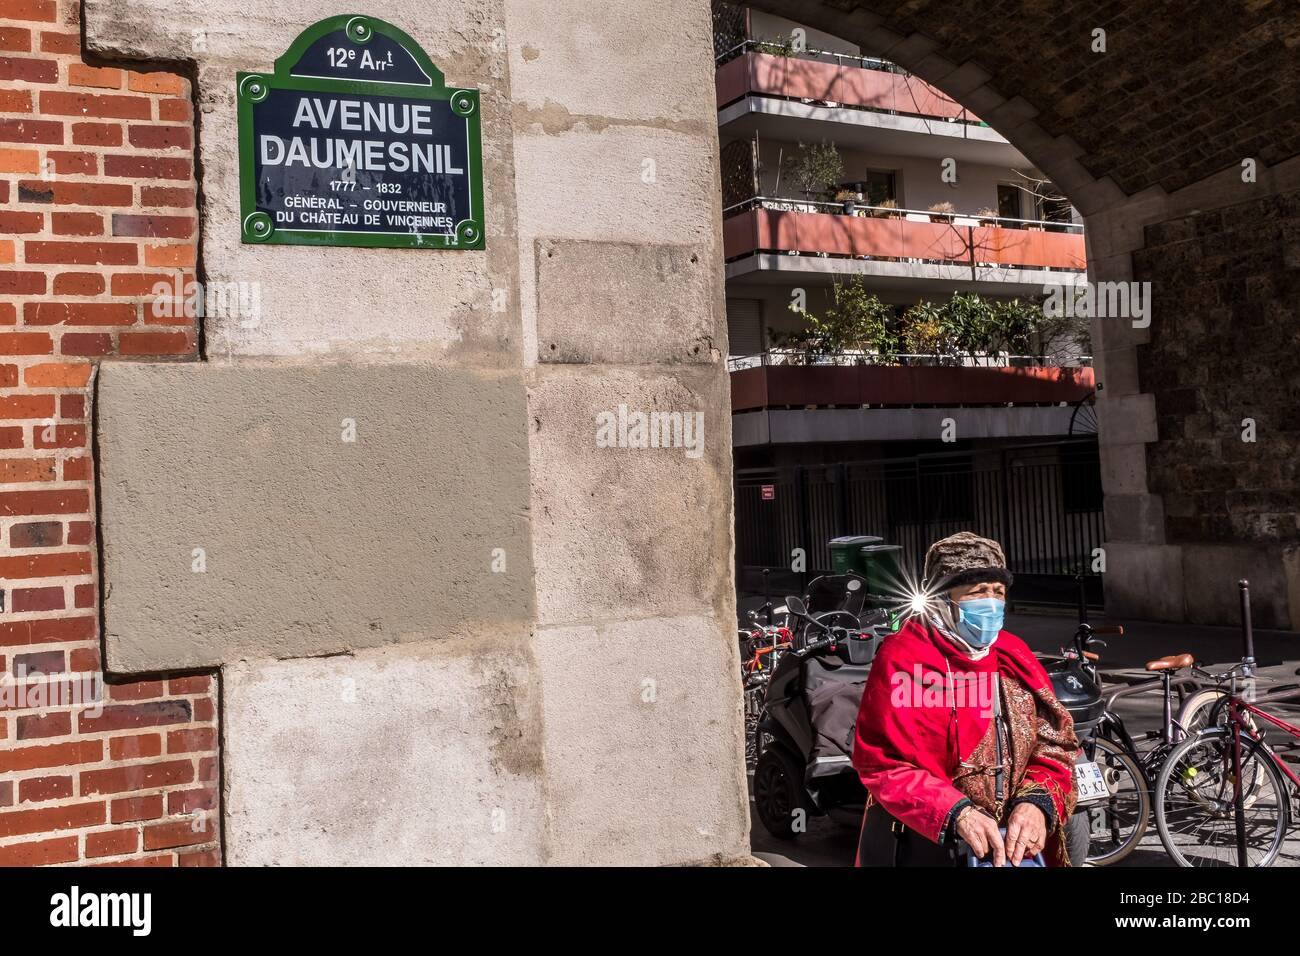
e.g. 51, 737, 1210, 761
726, 351, 1093, 372
716, 39, 904, 74
734, 440, 1105, 605
715, 39, 987, 128
722, 195, 1083, 233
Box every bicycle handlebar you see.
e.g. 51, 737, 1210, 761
1191, 661, 1272, 684
797, 625, 858, 656
1089, 624, 1124, 636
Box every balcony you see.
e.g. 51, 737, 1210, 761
728, 355, 1095, 446
730, 355, 1094, 410
716, 46, 979, 124
723, 198, 1086, 293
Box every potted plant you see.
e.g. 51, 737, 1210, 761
780, 275, 900, 362
927, 200, 956, 223
873, 197, 902, 219
755, 35, 796, 57
834, 188, 863, 215
901, 300, 949, 364
976, 206, 1001, 227
781, 142, 844, 208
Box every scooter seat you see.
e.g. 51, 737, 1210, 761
1145, 653, 1193, 672
803, 656, 871, 693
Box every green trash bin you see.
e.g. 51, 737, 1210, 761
828, 535, 882, 575
859, 544, 904, 599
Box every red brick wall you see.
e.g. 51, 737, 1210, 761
0, 0, 220, 866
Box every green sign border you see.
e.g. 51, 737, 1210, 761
237, 14, 485, 250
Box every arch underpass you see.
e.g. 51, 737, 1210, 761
745, 0, 1300, 627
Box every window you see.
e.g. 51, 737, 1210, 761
843, 170, 896, 207
725, 298, 763, 357
997, 183, 1021, 220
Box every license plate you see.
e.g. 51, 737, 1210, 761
1075, 760, 1109, 804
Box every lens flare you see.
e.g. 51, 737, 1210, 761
853, 558, 943, 630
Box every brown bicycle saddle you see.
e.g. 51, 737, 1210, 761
1145, 653, 1194, 671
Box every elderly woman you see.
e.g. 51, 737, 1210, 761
853, 532, 1079, 866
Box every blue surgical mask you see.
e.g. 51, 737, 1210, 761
954, 597, 1005, 648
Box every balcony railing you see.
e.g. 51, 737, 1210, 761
716, 43, 983, 127
729, 359, 1096, 413
726, 351, 1093, 372
723, 197, 1086, 273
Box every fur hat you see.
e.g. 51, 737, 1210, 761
923, 532, 1014, 593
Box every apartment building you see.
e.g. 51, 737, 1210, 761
714, 7, 1100, 605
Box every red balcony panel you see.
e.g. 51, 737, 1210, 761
970, 226, 1086, 271
730, 364, 1095, 412
857, 365, 915, 405
722, 53, 974, 121
765, 363, 858, 407
897, 218, 973, 262
716, 55, 749, 108
918, 366, 974, 405
892, 73, 966, 120
729, 366, 769, 410
748, 53, 840, 103
960, 365, 1095, 404
724, 210, 759, 257
831, 63, 896, 112
725, 208, 1086, 273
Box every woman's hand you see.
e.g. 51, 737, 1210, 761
955, 805, 1005, 866
1005, 803, 1047, 865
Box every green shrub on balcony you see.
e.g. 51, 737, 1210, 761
781, 141, 844, 201
775, 285, 1087, 366
754, 35, 797, 57
899, 293, 1083, 363
774, 275, 899, 361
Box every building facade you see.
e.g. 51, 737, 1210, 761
714, 6, 1100, 607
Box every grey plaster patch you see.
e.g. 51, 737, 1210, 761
535, 613, 749, 866
97, 361, 535, 671
504, 0, 716, 126
525, 365, 734, 628
535, 240, 719, 365
222, 634, 546, 865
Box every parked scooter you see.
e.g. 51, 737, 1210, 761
752, 589, 891, 840
1037, 620, 1109, 864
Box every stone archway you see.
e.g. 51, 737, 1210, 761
745, 0, 1300, 627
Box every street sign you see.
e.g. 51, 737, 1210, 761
760, 484, 775, 501
237, 15, 484, 250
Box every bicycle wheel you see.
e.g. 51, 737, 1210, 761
1176, 689, 1223, 738
1155, 728, 1290, 867
1177, 688, 1261, 738
1084, 736, 1150, 865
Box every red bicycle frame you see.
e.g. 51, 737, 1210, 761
1225, 694, 1300, 866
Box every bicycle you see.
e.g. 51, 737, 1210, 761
1077, 637, 1205, 864
1051, 577, 1203, 864
1153, 580, 1300, 867
739, 610, 793, 769
1154, 662, 1298, 866
1174, 581, 1300, 733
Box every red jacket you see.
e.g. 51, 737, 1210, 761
852, 617, 1075, 844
